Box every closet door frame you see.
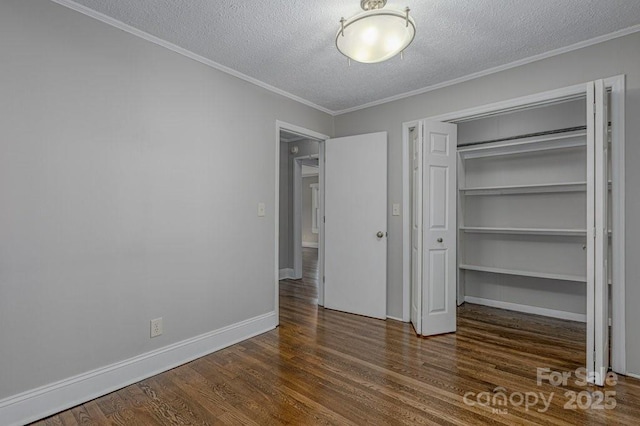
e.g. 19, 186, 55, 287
401, 75, 626, 374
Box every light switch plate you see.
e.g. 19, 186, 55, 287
392, 203, 400, 216
257, 202, 266, 217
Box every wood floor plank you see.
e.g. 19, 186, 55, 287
32, 248, 640, 425
238, 339, 429, 425
78, 401, 111, 424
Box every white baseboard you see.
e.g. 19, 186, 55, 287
279, 268, 295, 280
302, 242, 318, 248
386, 315, 405, 322
626, 372, 640, 380
464, 296, 587, 323
0, 311, 276, 426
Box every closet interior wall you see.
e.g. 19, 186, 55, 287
457, 98, 600, 321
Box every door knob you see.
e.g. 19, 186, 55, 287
377, 231, 384, 238
437, 238, 443, 243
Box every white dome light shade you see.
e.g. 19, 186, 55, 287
336, 9, 416, 64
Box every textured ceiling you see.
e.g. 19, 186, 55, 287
64, 0, 640, 114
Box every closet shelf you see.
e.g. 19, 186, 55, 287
459, 227, 586, 236
459, 181, 587, 195
458, 264, 586, 282
459, 181, 611, 196
458, 131, 587, 159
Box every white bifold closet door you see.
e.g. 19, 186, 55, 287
417, 121, 458, 336
587, 79, 609, 386
410, 125, 424, 334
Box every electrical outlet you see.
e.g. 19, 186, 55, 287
257, 202, 266, 217
150, 317, 163, 338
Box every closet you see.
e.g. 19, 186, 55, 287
457, 98, 592, 322
407, 78, 622, 386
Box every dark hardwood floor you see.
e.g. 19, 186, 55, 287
33, 248, 640, 425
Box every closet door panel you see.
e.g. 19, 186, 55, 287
410, 127, 423, 335
427, 250, 448, 313
421, 121, 457, 336
428, 166, 448, 228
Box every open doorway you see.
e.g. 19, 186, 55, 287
275, 122, 328, 317
299, 157, 320, 252
290, 153, 320, 282
278, 131, 319, 283
275, 122, 389, 321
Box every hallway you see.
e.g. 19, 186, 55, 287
279, 247, 320, 304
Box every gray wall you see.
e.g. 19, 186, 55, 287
334, 31, 640, 374
302, 175, 319, 244
0, 0, 332, 400
278, 140, 319, 269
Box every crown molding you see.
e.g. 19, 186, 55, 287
333, 24, 640, 115
48, 1, 640, 117
49, 0, 334, 116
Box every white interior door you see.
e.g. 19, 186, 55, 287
421, 121, 457, 336
410, 125, 423, 334
587, 79, 610, 386
324, 132, 387, 319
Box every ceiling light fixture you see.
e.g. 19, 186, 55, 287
336, 0, 416, 64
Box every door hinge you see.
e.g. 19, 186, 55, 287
608, 317, 612, 327
323, 216, 326, 223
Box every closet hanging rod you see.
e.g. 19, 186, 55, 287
458, 126, 587, 148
